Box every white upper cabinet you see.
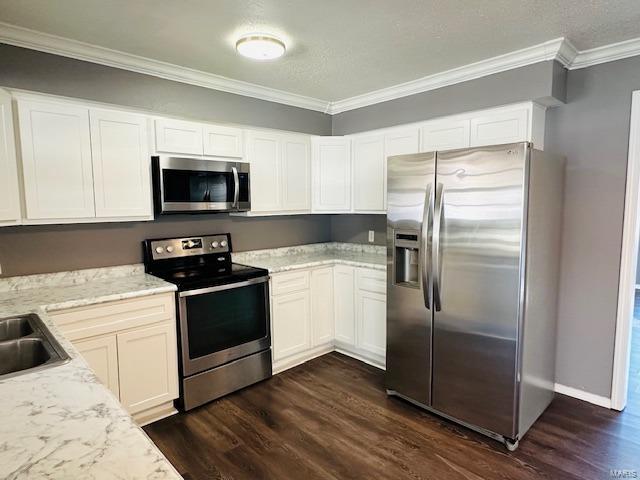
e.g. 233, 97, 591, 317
203, 124, 243, 158
312, 137, 351, 212
0, 89, 21, 226
247, 130, 281, 212
18, 99, 96, 220
240, 131, 311, 215
281, 134, 311, 212
90, 109, 152, 218
384, 127, 420, 157
154, 118, 203, 155
421, 118, 471, 152
470, 106, 528, 147
352, 134, 385, 212
155, 118, 244, 159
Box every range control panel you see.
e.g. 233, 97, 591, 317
149, 234, 230, 260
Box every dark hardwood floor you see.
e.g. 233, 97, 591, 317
145, 352, 640, 480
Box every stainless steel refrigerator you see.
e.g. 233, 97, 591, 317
386, 142, 564, 451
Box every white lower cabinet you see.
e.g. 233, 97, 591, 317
311, 267, 334, 346
74, 334, 120, 398
272, 290, 311, 361
355, 291, 387, 359
333, 265, 356, 347
49, 293, 179, 425
117, 322, 179, 416
271, 265, 386, 374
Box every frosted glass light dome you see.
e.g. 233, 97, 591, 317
236, 34, 286, 60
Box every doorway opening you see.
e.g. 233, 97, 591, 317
613, 90, 640, 411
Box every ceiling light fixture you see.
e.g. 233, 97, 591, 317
236, 34, 286, 60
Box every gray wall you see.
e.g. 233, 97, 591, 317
330, 215, 386, 245
0, 44, 332, 134
0, 43, 333, 277
544, 56, 640, 397
0, 215, 331, 277
332, 60, 565, 134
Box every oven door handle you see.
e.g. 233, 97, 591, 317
178, 275, 269, 297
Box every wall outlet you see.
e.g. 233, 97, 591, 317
368, 230, 375, 243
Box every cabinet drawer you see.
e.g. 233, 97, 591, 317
356, 268, 387, 295
49, 293, 175, 341
271, 270, 310, 296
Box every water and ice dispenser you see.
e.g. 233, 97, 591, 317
393, 230, 420, 287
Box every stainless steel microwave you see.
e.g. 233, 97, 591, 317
152, 156, 250, 214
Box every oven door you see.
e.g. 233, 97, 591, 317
154, 156, 250, 213
178, 276, 270, 376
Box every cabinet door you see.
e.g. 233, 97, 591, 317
90, 109, 152, 218
18, 99, 95, 219
272, 290, 311, 361
281, 134, 311, 212
246, 131, 282, 212
469, 107, 528, 147
312, 137, 351, 212
353, 134, 385, 212
311, 268, 334, 346
385, 127, 420, 157
0, 90, 21, 225
334, 265, 356, 346
356, 290, 387, 358
74, 334, 120, 398
116, 322, 179, 415
154, 118, 203, 155
421, 119, 470, 152
203, 124, 243, 158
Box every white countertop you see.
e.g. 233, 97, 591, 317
0, 265, 182, 480
232, 242, 386, 273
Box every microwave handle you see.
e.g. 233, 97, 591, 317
232, 166, 239, 207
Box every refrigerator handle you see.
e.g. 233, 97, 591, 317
421, 185, 433, 310
432, 182, 444, 311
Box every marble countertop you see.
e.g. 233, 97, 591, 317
233, 242, 387, 273
0, 265, 182, 480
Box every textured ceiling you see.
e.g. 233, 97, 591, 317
1, 0, 640, 100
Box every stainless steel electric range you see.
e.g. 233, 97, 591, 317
143, 233, 272, 411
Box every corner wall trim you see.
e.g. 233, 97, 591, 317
554, 383, 612, 409
0, 22, 331, 113
1, 20, 640, 115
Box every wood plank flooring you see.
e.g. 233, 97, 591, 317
145, 352, 640, 480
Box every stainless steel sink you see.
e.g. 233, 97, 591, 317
0, 314, 70, 380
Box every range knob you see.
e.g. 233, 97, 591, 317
186, 240, 196, 248
211, 241, 219, 248
155, 246, 164, 254
220, 240, 228, 247
166, 246, 174, 253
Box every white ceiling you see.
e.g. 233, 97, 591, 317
1, 0, 640, 101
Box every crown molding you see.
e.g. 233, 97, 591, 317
570, 37, 640, 70
0, 22, 331, 113
2, 20, 640, 115
327, 38, 568, 114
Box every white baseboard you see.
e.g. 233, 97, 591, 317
273, 344, 334, 374
554, 383, 612, 409
334, 347, 385, 371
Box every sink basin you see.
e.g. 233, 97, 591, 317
0, 316, 34, 341
0, 314, 69, 380
0, 338, 51, 376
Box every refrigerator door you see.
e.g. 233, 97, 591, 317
431, 143, 528, 438
386, 152, 435, 406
